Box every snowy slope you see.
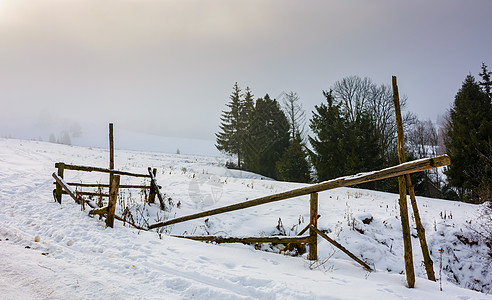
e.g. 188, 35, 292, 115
0, 138, 490, 299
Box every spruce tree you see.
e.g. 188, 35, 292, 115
216, 83, 244, 168
308, 90, 347, 181
245, 94, 290, 179
240, 87, 256, 165
242, 87, 255, 124
344, 112, 382, 176
309, 90, 382, 184
445, 75, 492, 203
479, 62, 492, 100
276, 134, 311, 183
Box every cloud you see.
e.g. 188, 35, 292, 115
0, 0, 491, 147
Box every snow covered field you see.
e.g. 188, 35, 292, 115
0, 138, 490, 299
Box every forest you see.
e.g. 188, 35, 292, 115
216, 63, 492, 204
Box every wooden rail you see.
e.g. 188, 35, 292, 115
171, 235, 311, 244
149, 155, 450, 229
52, 173, 97, 209
53, 162, 159, 204
62, 191, 110, 197
56, 182, 156, 189
310, 225, 372, 271
54, 163, 150, 178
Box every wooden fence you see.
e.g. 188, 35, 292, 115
51, 78, 449, 287
145, 77, 448, 285
149, 154, 449, 272
52, 163, 165, 228
52, 123, 165, 229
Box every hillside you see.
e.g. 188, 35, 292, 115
0, 138, 490, 299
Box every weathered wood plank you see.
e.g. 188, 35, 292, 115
298, 215, 321, 236
309, 193, 318, 261
109, 123, 115, 202
393, 76, 415, 288
89, 206, 108, 215
114, 215, 148, 231
106, 175, 120, 228
52, 172, 80, 204
148, 167, 166, 211
148, 168, 157, 204
148, 155, 450, 229
109, 123, 114, 170
87, 208, 148, 231
58, 182, 154, 189
310, 225, 372, 271
405, 175, 435, 281
62, 191, 110, 197
55, 163, 65, 203
171, 235, 310, 244
54, 163, 150, 178
52, 173, 98, 209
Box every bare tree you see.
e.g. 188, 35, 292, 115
333, 76, 373, 122
408, 119, 443, 195
437, 111, 451, 155
281, 91, 306, 141
332, 75, 414, 164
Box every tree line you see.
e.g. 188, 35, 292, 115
216, 63, 491, 203
216, 83, 310, 182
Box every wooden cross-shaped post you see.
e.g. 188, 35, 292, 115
109, 123, 115, 197
392, 76, 415, 288
392, 76, 436, 283
106, 175, 120, 228
308, 192, 318, 261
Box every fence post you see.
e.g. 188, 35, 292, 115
309, 192, 318, 261
107, 175, 120, 228
148, 168, 157, 203
392, 76, 435, 281
392, 76, 415, 288
55, 162, 65, 204
109, 123, 114, 200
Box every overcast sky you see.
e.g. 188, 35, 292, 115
1, 0, 491, 152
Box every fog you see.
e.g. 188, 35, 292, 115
1, 0, 491, 154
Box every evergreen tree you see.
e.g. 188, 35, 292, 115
344, 112, 382, 176
308, 90, 347, 181
479, 62, 492, 100
309, 90, 382, 184
445, 75, 492, 203
244, 94, 290, 179
276, 134, 311, 183
242, 87, 255, 124
240, 86, 256, 165
216, 83, 244, 168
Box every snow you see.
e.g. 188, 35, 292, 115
0, 137, 490, 299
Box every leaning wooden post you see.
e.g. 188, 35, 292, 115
109, 123, 115, 199
55, 162, 65, 203
148, 168, 157, 203
106, 175, 120, 228
392, 76, 415, 288
309, 192, 318, 261
392, 76, 436, 282
406, 178, 436, 281
310, 225, 372, 271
